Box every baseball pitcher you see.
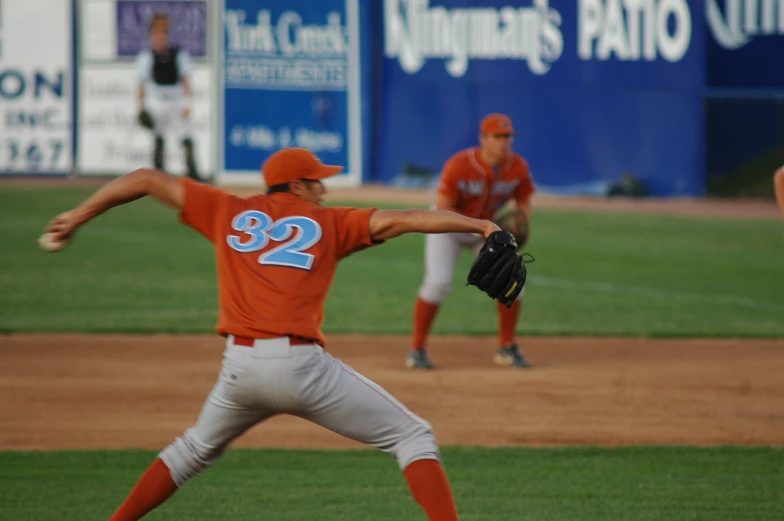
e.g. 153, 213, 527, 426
136, 12, 200, 181
40, 147, 526, 521
408, 113, 536, 370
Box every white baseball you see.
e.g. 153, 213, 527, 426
37, 233, 68, 253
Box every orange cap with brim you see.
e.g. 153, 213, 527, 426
262, 147, 343, 187
480, 113, 515, 135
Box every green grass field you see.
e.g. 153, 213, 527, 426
2, 184, 784, 521
1, 447, 782, 521
1, 185, 783, 337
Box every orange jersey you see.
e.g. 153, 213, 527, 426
179, 179, 379, 347
437, 148, 535, 220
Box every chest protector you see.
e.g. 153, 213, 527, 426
152, 47, 180, 86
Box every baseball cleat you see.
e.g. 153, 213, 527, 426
494, 344, 531, 368
406, 347, 435, 370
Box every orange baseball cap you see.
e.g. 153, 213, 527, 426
480, 113, 515, 135
261, 147, 343, 186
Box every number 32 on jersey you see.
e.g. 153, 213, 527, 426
226, 210, 322, 270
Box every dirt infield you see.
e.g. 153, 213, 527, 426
2, 181, 782, 451
2, 334, 783, 450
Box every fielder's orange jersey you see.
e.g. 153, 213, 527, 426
179, 179, 379, 347
437, 148, 535, 220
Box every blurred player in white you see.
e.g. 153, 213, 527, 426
136, 12, 200, 181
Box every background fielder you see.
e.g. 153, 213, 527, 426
136, 12, 201, 181
408, 113, 536, 370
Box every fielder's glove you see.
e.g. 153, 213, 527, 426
137, 109, 155, 130
466, 231, 534, 307
493, 208, 530, 248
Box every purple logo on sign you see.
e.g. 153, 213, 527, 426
117, 1, 207, 58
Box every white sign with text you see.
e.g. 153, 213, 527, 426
0, 0, 73, 174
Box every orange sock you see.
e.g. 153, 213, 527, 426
496, 300, 521, 346
413, 297, 440, 349
775, 167, 784, 219
404, 459, 460, 521
108, 458, 178, 521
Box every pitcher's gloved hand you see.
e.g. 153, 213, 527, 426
466, 231, 534, 307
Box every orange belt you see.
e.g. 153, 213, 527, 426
233, 335, 315, 347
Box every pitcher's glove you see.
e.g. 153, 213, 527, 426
466, 231, 534, 307
137, 109, 155, 130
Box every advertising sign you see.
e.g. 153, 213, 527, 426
378, 0, 706, 196
0, 0, 74, 175
220, 0, 362, 187
117, 0, 208, 58
706, 0, 784, 87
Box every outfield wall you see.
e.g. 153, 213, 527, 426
1, 1, 782, 196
